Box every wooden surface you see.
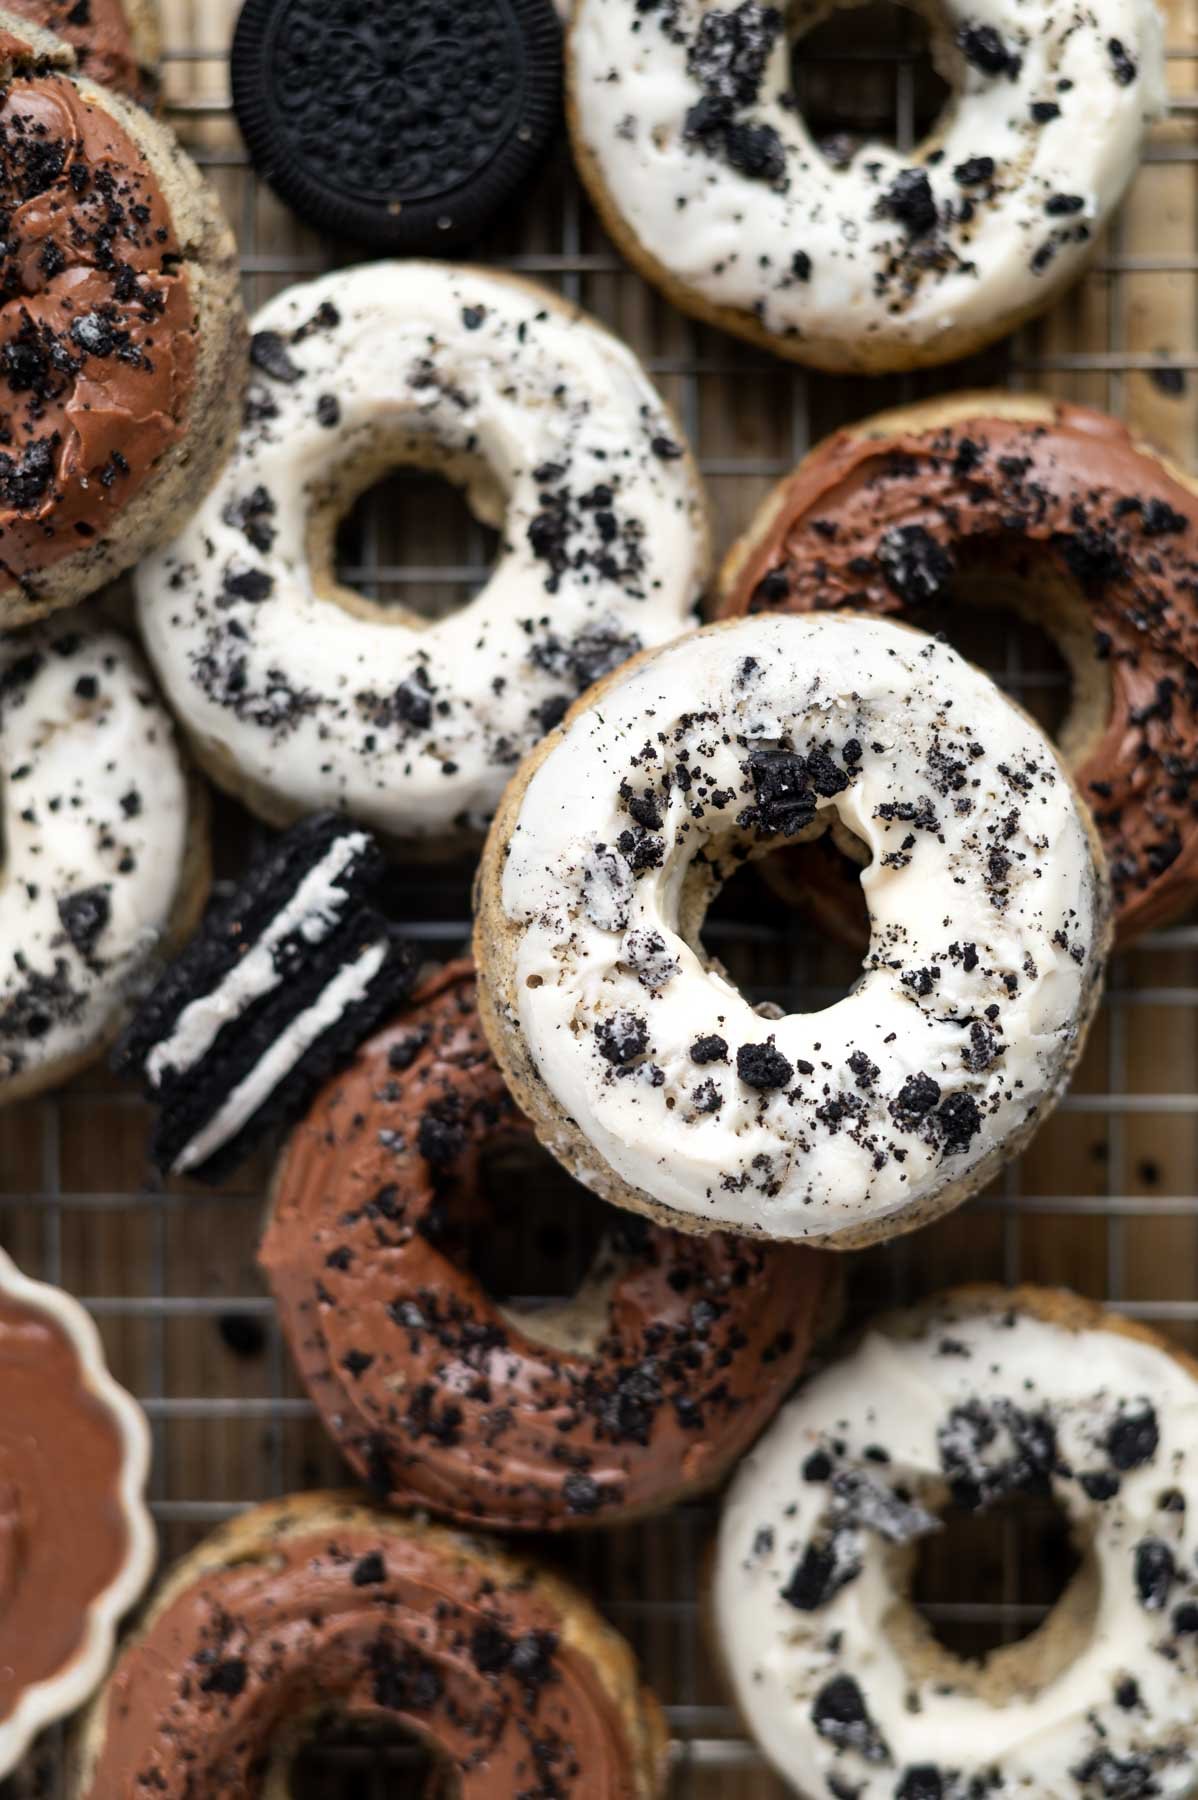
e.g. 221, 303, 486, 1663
3, 0, 1198, 1792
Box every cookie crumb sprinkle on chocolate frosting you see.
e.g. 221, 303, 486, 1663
263, 959, 828, 1531
74, 1494, 667, 1796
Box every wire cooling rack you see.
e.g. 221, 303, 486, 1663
3, 0, 1198, 1793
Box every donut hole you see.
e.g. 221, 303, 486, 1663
693, 822, 870, 1013
465, 1134, 646, 1355
790, 0, 953, 163
287, 1714, 444, 1796
889, 1485, 1097, 1699
895, 537, 1108, 762
322, 453, 503, 626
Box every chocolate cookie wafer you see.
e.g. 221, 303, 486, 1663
114, 814, 417, 1181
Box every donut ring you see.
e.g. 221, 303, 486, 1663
262, 959, 831, 1530
0, 1245, 153, 1777
719, 393, 1198, 942
72, 1491, 668, 1797
474, 612, 1110, 1248
715, 1285, 1198, 1800
567, 0, 1165, 371
135, 261, 709, 847
0, 617, 207, 1104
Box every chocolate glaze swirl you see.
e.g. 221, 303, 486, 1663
720, 401, 1198, 941
77, 1496, 663, 1797
0, 1287, 128, 1724
262, 961, 829, 1530
0, 53, 193, 586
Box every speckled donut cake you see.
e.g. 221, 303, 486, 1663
262, 959, 832, 1531
114, 814, 418, 1182
0, 11, 243, 625
72, 1491, 668, 1797
133, 260, 709, 846
0, 616, 205, 1104
8, 0, 159, 98
720, 393, 1198, 942
567, 0, 1165, 370
715, 1286, 1198, 1800
474, 612, 1110, 1247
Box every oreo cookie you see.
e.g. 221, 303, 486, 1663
114, 814, 417, 1183
230, 0, 562, 252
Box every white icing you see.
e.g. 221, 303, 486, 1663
494, 613, 1106, 1241
134, 262, 707, 841
569, 0, 1165, 363
144, 830, 370, 1087
0, 620, 190, 1095
172, 938, 387, 1172
715, 1298, 1198, 1798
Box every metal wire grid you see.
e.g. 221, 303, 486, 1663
1, 4, 1197, 1794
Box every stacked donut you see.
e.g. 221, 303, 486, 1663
0, 0, 1191, 1793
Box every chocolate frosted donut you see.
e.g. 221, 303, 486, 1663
8, 0, 159, 98
73, 1491, 668, 1797
0, 1246, 153, 1777
0, 13, 244, 625
262, 961, 830, 1529
719, 393, 1198, 942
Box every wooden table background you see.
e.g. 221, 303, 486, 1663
4, 0, 1198, 1791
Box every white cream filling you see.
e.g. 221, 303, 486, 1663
172, 940, 388, 1174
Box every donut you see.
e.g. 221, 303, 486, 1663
474, 612, 1110, 1248
231, 0, 561, 253
133, 261, 709, 846
0, 12, 244, 626
0, 616, 206, 1105
7, 0, 159, 99
567, 0, 1165, 372
72, 1491, 668, 1796
0, 1244, 153, 1777
114, 813, 418, 1182
262, 959, 831, 1531
714, 1285, 1198, 1800
719, 393, 1198, 942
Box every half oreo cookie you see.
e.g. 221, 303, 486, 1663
230, 0, 562, 252
114, 813, 418, 1183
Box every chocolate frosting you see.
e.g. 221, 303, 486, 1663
0, 57, 193, 585
262, 961, 828, 1530
722, 402, 1198, 940
0, 1286, 128, 1723
8, 2, 148, 98
81, 1501, 654, 1797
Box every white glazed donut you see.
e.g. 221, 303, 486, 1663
133, 261, 709, 845
0, 617, 202, 1103
714, 1287, 1198, 1800
474, 613, 1109, 1247
567, 0, 1166, 371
